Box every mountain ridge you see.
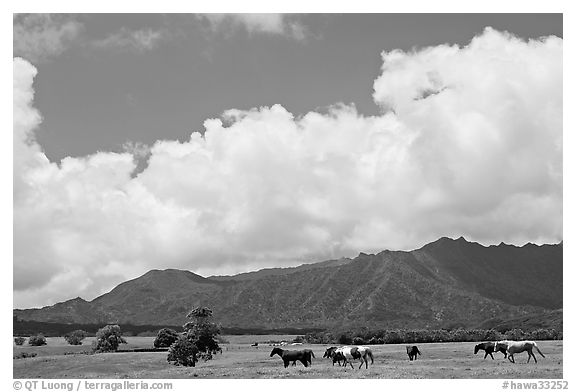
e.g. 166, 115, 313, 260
14, 237, 562, 330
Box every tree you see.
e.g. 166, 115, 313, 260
166, 306, 221, 367
65, 330, 88, 345
154, 328, 179, 348
14, 337, 26, 346
28, 334, 47, 346
167, 336, 198, 367
92, 325, 127, 353
182, 306, 221, 360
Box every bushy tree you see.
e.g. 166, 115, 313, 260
65, 330, 88, 345
92, 325, 127, 353
182, 307, 221, 360
167, 336, 198, 367
154, 328, 180, 348
167, 306, 221, 366
14, 337, 26, 346
28, 334, 47, 346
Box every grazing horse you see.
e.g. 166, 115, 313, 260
474, 342, 507, 360
334, 346, 374, 369
406, 345, 422, 361
270, 347, 313, 368
495, 341, 545, 364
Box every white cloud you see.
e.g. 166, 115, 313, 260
13, 28, 562, 308
197, 14, 307, 40
13, 14, 83, 64
92, 28, 165, 53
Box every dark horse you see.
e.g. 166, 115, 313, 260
474, 342, 507, 360
406, 345, 422, 361
291, 349, 315, 366
270, 347, 314, 368
323, 347, 342, 366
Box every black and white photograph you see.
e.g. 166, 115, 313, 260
9, 5, 569, 387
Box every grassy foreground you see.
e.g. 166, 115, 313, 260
13, 337, 562, 379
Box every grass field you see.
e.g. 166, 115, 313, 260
13, 337, 562, 379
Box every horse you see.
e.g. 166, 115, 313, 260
251, 342, 259, 349
291, 349, 315, 366
495, 340, 545, 364
270, 347, 313, 368
474, 342, 507, 360
323, 347, 342, 366
334, 346, 374, 369
406, 345, 421, 361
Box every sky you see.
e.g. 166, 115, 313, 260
13, 13, 563, 309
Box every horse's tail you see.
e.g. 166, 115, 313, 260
534, 343, 546, 358
366, 348, 374, 364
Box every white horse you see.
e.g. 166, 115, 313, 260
495, 340, 546, 363
334, 346, 374, 369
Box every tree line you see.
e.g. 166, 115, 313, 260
303, 327, 562, 345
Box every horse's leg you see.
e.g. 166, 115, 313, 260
489, 352, 494, 360
284, 359, 290, 368
509, 354, 515, 363
301, 359, 308, 367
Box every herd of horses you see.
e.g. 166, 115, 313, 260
269, 340, 546, 369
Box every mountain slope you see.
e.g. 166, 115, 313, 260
14, 238, 562, 329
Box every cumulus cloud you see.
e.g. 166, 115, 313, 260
92, 28, 166, 53
197, 14, 306, 40
13, 28, 562, 308
13, 14, 83, 64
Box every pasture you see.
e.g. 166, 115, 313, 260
13, 337, 562, 379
